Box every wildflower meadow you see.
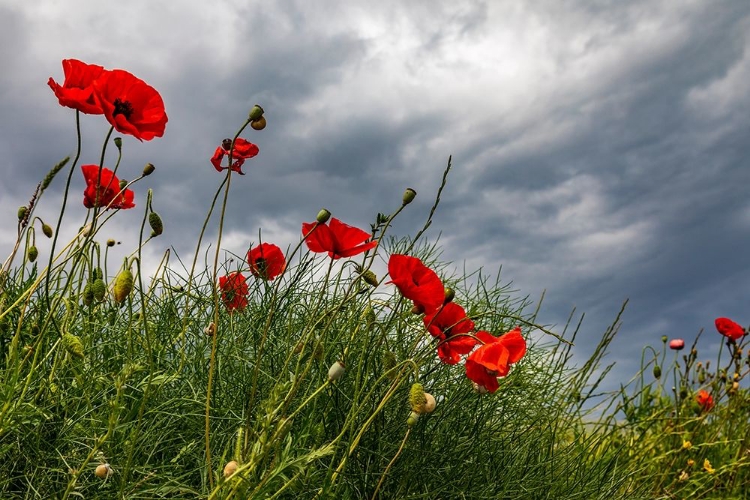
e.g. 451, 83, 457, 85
0, 59, 748, 499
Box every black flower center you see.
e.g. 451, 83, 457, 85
113, 98, 134, 119
255, 258, 268, 277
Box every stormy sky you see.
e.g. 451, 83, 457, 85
1, 0, 749, 388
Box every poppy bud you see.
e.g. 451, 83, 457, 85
114, 137, 123, 149
107, 239, 116, 247
113, 267, 134, 304
62, 333, 84, 359
406, 411, 420, 426
28, 246, 38, 263
248, 105, 264, 121
251, 116, 267, 130
383, 351, 397, 378
698, 371, 706, 383
82, 283, 94, 306
42, 223, 53, 238
361, 269, 378, 287
402, 187, 417, 206
92, 279, 106, 301
363, 305, 377, 328
669, 339, 684, 350
17, 206, 27, 221
119, 179, 127, 190
443, 287, 455, 304
223, 460, 238, 478
328, 361, 345, 382
661, 335, 668, 343
143, 163, 155, 176
316, 208, 331, 224
95, 463, 113, 479
149, 212, 163, 236
653, 365, 661, 379
409, 383, 427, 413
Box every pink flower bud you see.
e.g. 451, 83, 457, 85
669, 339, 685, 350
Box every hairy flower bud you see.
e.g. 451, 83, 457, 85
248, 105, 264, 121
361, 269, 378, 287
114, 137, 123, 149
82, 283, 94, 306
92, 279, 106, 301
316, 208, 331, 224
113, 267, 134, 304
402, 187, 417, 206
251, 116, 267, 130
42, 223, 53, 238
653, 365, 661, 379
28, 246, 38, 263
17, 206, 27, 222
328, 361, 345, 382
149, 212, 163, 236
62, 333, 84, 359
409, 383, 427, 413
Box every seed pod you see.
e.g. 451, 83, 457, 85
223, 460, 238, 478
143, 163, 155, 176
251, 116, 267, 130
119, 179, 127, 190
653, 365, 661, 379
248, 105, 264, 121
328, 361, 345, 382
92, 279, 106, 301
95, 463, 112, 479
113, 267, 134, 304
62, 333, 84, 359
149, 212, 163, 236
113, 137, 123, 149
402, 187, 417, 206
316, 209, 331, 224
42, 223, 53, 238
28, 246, 38, 263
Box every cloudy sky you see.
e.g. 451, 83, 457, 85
1, 0, 749, 387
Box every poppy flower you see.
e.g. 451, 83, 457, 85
669, 339, 685, 350
92, 69, 167, 141
210, 138, 260, 175
81, 165, 135, 209
301, 217, 377, 260
423, 302, 477, 364
695, 389, 714, 412
465, 327, 526, 393
387, 254, 445, 314
247, 243, 286, 280
48, 59, 106, 114
715, 317, 745, 342
219, 272, 248, 312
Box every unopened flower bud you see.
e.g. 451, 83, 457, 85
17, 206, 27, 221
409, 383, 427, 413
119, 179, 127, 190
95, 463, 113, 479
402, 187, 417, 206
248, 105, 264, 121
661, 335, 668, 344
92, 279, 106, 301
443, 287, 455, 304
113, 137, 123, 149
113, 267, 134, 304
653, 365, 661, 379
28, 246, 38, 263
62, 333, 84, 359
107, 239, 116, 247
149, 212, 163, 236
383, 351, 397, 378
328, 361, 345, 382
143, 163, 155, 176
82, 283, 94, 306
406, 411, 420, 426
223, 460, 238, 478
361, 269, 378, 287
42, 223, 53, 238
251, 116, 267, 130
316, 208, 331, 224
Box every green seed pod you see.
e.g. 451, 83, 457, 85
114, 137, 123, 149
62, 333, 84, 359
82, 283, 94, 306
409, 383, 427, 413
149, 212, 163, 236
92, 279, 106, 301
28, 246, 38, 263
119, 179, 127, 191
113, 267, 134, 304
653, 365, 661, 379
143, 163, 155, 176
402, 187, 417, 206
661, 335, 668, 344
42, 223, 53, 238
248, 104, 264, 121
316, 208, 331, 224
17, 206, 27, 221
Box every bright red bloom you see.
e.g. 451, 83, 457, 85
219, 272, 249, 312
696, 389, 714, 412
247, 243, 286, 280
210, 138, 260, 175
301, 218, 377, 259
715, 317, 745, 342
669, 339, 685, 350
93, 69, 167, 141
48, 59, 106, 114
81, 165, 135, 209
388, 254, 444, 314
465, 327, 526, 393
423, 302, 477, 364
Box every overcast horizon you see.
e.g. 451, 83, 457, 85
1, 0, 749, 390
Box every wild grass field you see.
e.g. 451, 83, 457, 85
0, 59, 748, 499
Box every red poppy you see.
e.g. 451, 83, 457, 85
219, 272, 249, 312
423, 302, 477, 364
81, 165, 135, 209
669, 339, 685, 350
715, 317, 745, 342
465, 327, 526, 393
92, 69, 167, 141
301, 217, 377, 259
696, 389, 714, 412
48, 59, 106, 115
210, 138, 260, 175
247, 243, 286, 280
387, 254, 445, 314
